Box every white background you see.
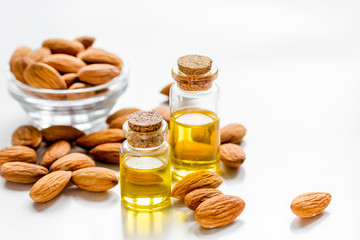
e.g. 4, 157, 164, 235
0, 0, 360, 239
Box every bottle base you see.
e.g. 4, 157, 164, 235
121, 196, 171, 212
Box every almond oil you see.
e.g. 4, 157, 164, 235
170, 109, 220, 179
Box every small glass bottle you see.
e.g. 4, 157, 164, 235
169, 55, 220, 180
120, 111, 171, 212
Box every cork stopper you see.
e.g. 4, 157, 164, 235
127, 111, 163, 133
177, 55, 212, 75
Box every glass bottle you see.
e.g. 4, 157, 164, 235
120, 111, 171, 212
169, 55, 220, 180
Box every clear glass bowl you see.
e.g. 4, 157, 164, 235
6, 61, 129, 131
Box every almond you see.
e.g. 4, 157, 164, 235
42, 39, 84, 56
62, 73, 78, 87
108, 114, 130, 129
10, 46, 32, 73
67, 82, 94, 100
49, 153, 95, 172
27, 47, 51, 62
89, 143, 121, 164
41, 126, 84, 142
71, 167, 118, 192
77, 48, 122, 67
23, 62, 67, 89
124, 169, 163, 186
29, 171, 71, 202
1, 162, 48, 184
106, 108, 141, 124
76, 129, 125, 149
77, 64, 121, 85
11, 56, 34, 83
160, 83, 172, 96
43, 54, 86, 73
11, 125, 42, 149
0, 146, 37, 166
195, 195, 246, 228
171, 171, 223, 199
152, 107, 170, 123
75, 36, 95, 49
40, 140, 71, 168
220, 123, 247, 144
185, 188, 223, 210
291, 192, 331, 218
220, 143, 246, 168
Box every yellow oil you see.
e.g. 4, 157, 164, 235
120, 155, 171, 212
170, 109, 220, 179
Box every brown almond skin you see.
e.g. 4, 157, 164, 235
27, 47, 51, 62
195, 195, 246, 228
108, 114, 131, 129
171, 171, 223, 199
0, 146, 37, 166
1, 162, 48, 184
43, 54, 86, 73
42, 39, 84, 56
11, 56, 34, 83
76, 129, 125, 149
71, 167, 118, 192
23, 62, 67, 89
62, 73, 78, 87
11, 125, 42, 149
49, 153, 95, 172
152, 107, 170, 123
29, 171, 71, 203
106, 108, 141, 124
89, 142, 121, 164
40, 141, 71, 168
75, 36, 95, 49
10, 46, 32, 73
160, 83, 172, 96
220, 124, 247, 144
77, 48, 122, 67
291, 192, 332, 218
77, 64, 121, 85
41, 126, 84, 143
220, 143, 246, 168
185, 189, 223, 210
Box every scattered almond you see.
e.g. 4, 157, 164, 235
108, 114, 131, 129
171, 171, 223, 199
77, 63, 121, 85
152, 106, 170, 123
76, 129, 125, 149
77, 48, 122, 67
0, 146, 37, 166
220, 143, 246, 168
160, 83, 172, 96
75, 36, 95, 49
40, 140, 71, 168
23, 62, 67, 89
195, 195, 246, 228
49, 153, 95, 172
106, 108, 141, 125
11, 125, 42, 149
185, 188, 223, 210
29, 171, 71, 203
89, 142, 121, 164
291, 192, 331, 218
42, 39, 84, 56
41, 125, 84, 142
1, 162, 48, 184
71, 167, 118, 192
220, 123, 247, 144
43, 54, 86, 73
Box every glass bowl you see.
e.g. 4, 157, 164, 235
6, 61, 129, 131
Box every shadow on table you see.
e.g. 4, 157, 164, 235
31, 193, 68, 212
190, 219, 245, 239
221, 164, 245, 181
64, 186, 119, 203
121, 205, 173, 239
290, 211, 330, 233
4, 181, 33, 191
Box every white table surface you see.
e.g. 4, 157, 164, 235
0, 0, 359, 239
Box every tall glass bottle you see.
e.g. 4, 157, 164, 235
120, 111, 171, 212
169, 55, 220, 180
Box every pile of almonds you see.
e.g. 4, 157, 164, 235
9, 37, 122, 96
0, 125, 119, 203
